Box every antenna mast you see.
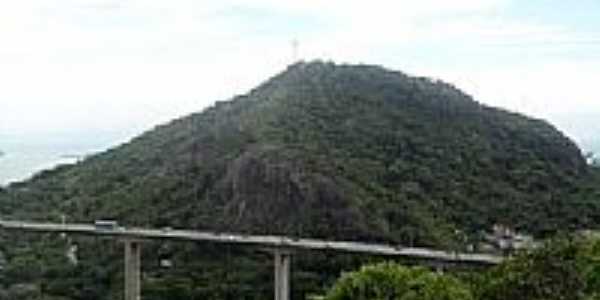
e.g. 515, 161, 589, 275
291, 38, 299, 63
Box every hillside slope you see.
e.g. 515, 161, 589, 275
3, 61, 600, 299
0, 61, 592, 244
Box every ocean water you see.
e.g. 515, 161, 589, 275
0, 147, 79, 186
0, 132, 132, 186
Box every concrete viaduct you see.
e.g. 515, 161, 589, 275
0, 220, 503, 300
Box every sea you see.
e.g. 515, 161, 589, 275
0, 131, 133, 186
0, 146, 79, 186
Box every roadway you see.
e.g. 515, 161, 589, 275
0, 219, 502, 265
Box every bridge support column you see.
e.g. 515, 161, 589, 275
124, 240, 141, 300
274, 250, 291, 300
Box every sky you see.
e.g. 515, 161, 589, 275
1, 0, 600, 151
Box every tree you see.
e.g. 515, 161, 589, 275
477, 235, 600, 300
323, 262, 473, 300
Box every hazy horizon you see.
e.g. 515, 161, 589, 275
2, 1, 599, 134
0, 129, 133, 186
1, 0, 599, 184
2, 88, 600, 186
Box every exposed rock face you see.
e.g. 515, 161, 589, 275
1, 61, 597, 300
0, 61, 590, 246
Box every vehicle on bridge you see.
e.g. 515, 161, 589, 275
94, 220, 119, 231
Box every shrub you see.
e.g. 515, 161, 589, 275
323, 262, 473, 300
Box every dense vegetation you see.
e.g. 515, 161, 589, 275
1, 61, 599, 299
322, 235, 600, 300
324, 262, 473, 300
475, 235, 600, 300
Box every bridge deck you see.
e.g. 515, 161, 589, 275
0, 220, 502, 265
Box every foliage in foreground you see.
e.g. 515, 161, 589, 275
324, 262, 473, 300
324, 236, 600, 300
476, 235, 600, 300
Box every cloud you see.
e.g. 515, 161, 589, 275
428, 61, 600, 116
0, 0, 599, 141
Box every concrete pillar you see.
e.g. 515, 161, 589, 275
124, 240, 142, 300
274, 250, 291, 300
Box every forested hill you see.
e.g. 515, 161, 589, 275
0, 61, 597, 247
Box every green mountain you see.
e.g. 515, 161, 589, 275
1, 61, 599, 299
1, 60, 592, 239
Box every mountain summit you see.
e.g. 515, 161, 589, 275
3, 61, 600, 299
0, 61, 591, 246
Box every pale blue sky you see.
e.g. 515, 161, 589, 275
1, 0, 599, 150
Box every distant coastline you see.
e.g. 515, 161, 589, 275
0, 152, 79, 186
0, 145, 93, 186
0, 130, 137, 186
